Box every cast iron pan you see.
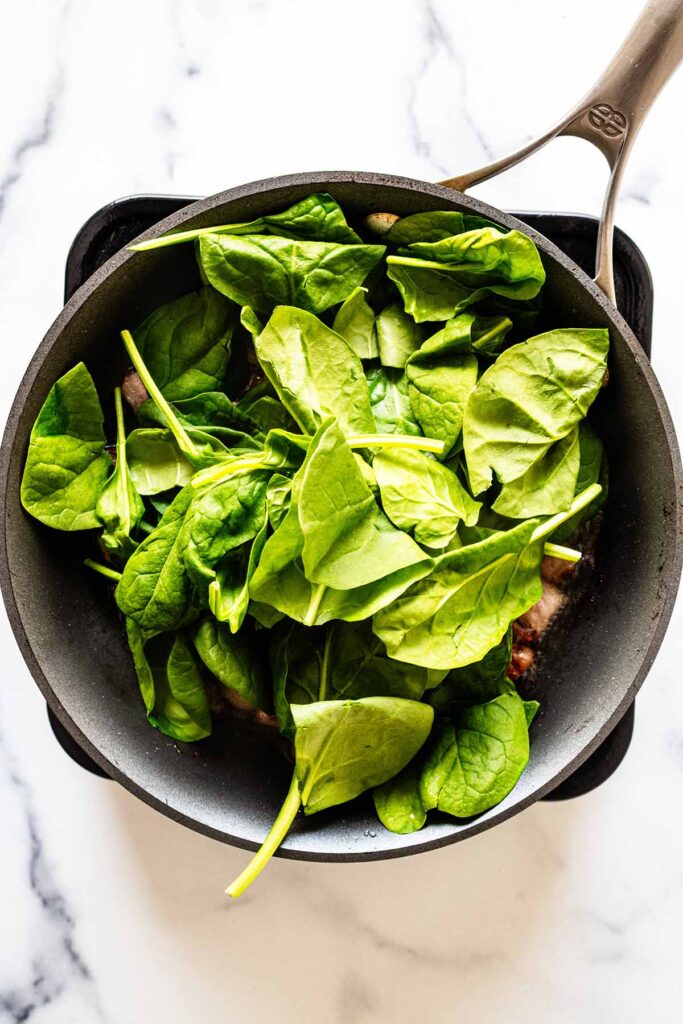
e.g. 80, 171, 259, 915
0, 2, 682, 861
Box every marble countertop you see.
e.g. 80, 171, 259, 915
2, 1, 683, 1021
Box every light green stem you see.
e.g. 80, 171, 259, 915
84, 559, 123, 582
226, 771, 302, 898
191, 456, 267, 490
318, 626, 333, 701
303, 583, 327, 628
120, 329, 199, 461
129, 220, 265, 252
531, 484, 601, 544
347, 434, 445, 455
543, 542, 581, 563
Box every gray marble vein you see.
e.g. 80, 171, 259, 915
0, 731, 105, 1024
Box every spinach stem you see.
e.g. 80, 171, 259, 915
120, 329, 199, 462
128, 220, 265, 252
191, 456, 267, 490
304, 583, 326, 627
347, 434, 445, 455
84, 559, 123, 582
318, 626, 333, 701
543, 542, 581, 563
226, 771, 301, 898
531, 484, 601, 544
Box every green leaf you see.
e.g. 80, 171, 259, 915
406, 343, 478, 457
374, 448, 481, 549
419, 693, 530, 816
262, 192, 361, 244
372, 520, 543, 670
373, 764, 427, 834
493, 426, 581, 519
376, 304, 425, 368
253, 306, 376, 435
426, 627, 513, 713
387, 227, 545, 323
551, 421, 607, 541
386, 210, 466, 246
193, 618, 270, 711
292, 697, 434, 815
20, 363, 111, 530
209, 518, 268, 632
183, 469, 269, 585
296, 420, 427, 589
133, 288, 236, 401
265, 472, 293, 530
96, 388, 145, 559
329, 619, 444, 700
126, 427, 247, 495
420, 312, 512, 358
366, 366, 422, 436
116, 485, 198, 635
126, 621, 211, 742
463, 328, 609, 495
138, 390, 262, 437
332, 287, 379, 359
199, 234, 385, 316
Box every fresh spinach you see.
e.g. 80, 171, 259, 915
193, 618, 269, 711
366, 366, 422, 437
96, 388, 145, 559
20, 363, 112, 530
332, 287, 379, 360
376, 304, 425, 369
492, 426, 581, 519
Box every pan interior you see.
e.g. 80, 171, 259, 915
2, 173, 680, 860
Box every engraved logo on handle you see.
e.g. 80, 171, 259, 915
588, 103, 627, 138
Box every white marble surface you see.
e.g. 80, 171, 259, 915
1, 1, 683, 1021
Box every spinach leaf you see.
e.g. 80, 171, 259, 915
372, 519, 544, 670
226, 696, 433, 897
183, 469, 269, 585
374, 448, 481, 549
387, 227, 545, 322
551, 421, 607, 541
386, 211, 466, 246
199, 234, 384, 316
134, 288, 236, 401
296, 420, 427, 589
265, 472, 292, 529
493, 426, 581, 519
20, 362, 111, 530
116, 485, 198, 635
419, 693, 530, 817
332, 287, 379, 360
126, 621, 211, 741
366, 366, 422, 436
373, 764, 426, 834
138, 390, 262, 437
464, 328, 609, 495
376, 304, 424, 368
249, 502, 433, 627
420, 312, 512, 358
292, 696, 434, 815
329, 620, 445, 700
96, 387, 145, 559
253, 306, 376, 434
426, 627, 513, 713
406, 343, 478, 457
261, 192, 362, 243
193, 618, 269, 711
126, 427, 251, 495
208, 518, 268, 632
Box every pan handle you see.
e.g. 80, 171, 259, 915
440, 0, 683, 303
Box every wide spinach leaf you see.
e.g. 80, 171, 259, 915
464, 328, 610, 495
366, 366, 422, 436
493, 426, 581, 519
374, 448, 480, 549
332, 287, 379, 360
376, 304, 425, 369
199, 234, 384, 316
116, 485, 198, 635
126, 621, 212, 741
386, 211, 466, 246
387, 227, 545, 322
20, 363, 111, 530
253, 306, 376, 434
406, 336, 478, 457
419, 692, 530, 817
193, 618, 269, 711
133, 288, 236, 401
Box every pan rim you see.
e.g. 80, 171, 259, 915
1, 169, 681, 861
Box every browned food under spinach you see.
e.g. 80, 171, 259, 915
19, 193, 608, 896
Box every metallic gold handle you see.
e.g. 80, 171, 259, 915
441, 0, 683, 303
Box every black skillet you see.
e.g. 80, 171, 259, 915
1, 0, 682, 862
